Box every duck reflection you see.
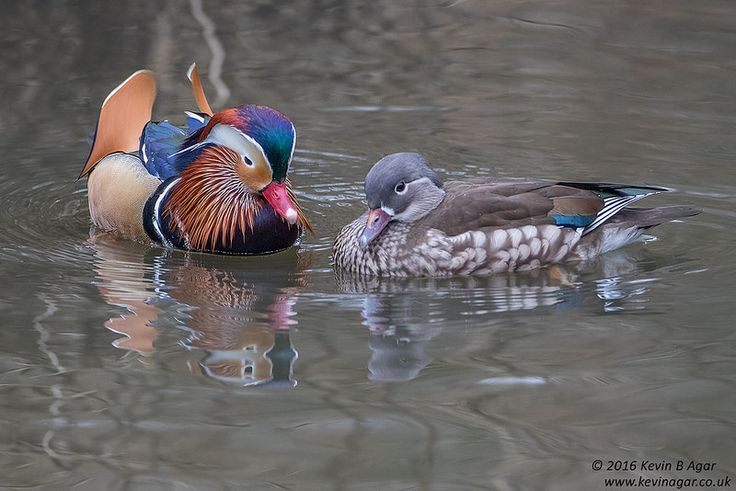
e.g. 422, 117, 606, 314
365, 324, 436, 383
91, 236, 161, 355
345, 266, 579, 382
92, 234, 676, 385
90, 235, 305, 387
339, 247, 675, 382
170, 264, 301, 387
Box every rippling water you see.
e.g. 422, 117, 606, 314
2, 1, 735, 489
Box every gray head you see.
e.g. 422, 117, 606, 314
360, 152, 445, 247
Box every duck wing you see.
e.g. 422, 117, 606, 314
421, 178, 671, 237
138, 64, 215, 180
79, 70, 156, 178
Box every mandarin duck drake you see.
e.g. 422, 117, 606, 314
333, 153, 699, 277
79, 64, 312, 255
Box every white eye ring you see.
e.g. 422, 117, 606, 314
395, 181, 407, 194
242, 155, 255, 167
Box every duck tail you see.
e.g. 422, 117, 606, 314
614, 205, 702, 229
78, 70, 157, 179
579, 205, 701, 257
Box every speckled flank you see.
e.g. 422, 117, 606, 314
333, 215, 412, 277
439, 224, 581, 274
333, 218, 582, 277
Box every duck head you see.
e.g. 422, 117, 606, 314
187, 104, 299, 224
360, 152, 445, 247
162, 104, 312, 252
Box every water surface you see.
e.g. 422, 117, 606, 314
1, 1, 735, 489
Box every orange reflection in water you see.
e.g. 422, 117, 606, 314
91, 234, 306, 387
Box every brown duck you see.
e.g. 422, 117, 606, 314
333, 153, 699, 277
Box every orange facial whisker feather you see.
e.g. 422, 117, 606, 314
163, 145, 313, 251
164, 146, 261, 251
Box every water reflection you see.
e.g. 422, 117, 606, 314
92, 233, 674, 385
347, 268, 573, 382
340, 249, 674, 382
91, 235, 304, 387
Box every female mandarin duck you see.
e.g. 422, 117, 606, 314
79, 64, 312, 255
334, 153, 699, 277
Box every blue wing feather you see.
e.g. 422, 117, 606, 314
139, 121, 188, 179
139, 115, 215, 179
551, 214, 596, 228
185, 111, 210, 132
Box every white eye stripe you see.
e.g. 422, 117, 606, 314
289, 122, 296, 167
390, 177, 445, 223
205, 124, 269, 167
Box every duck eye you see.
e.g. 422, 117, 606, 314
242, 155, 254, 167
395, 181, 406, 194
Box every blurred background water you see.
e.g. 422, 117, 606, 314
1, 1, 735, 489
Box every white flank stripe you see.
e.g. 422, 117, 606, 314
152, 178, 180, 246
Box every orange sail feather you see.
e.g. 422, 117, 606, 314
186, 63, 214, 117
79, 70, 156, 178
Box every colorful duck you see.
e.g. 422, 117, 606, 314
79, 64, 312, 255
334, 152, 700, 277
